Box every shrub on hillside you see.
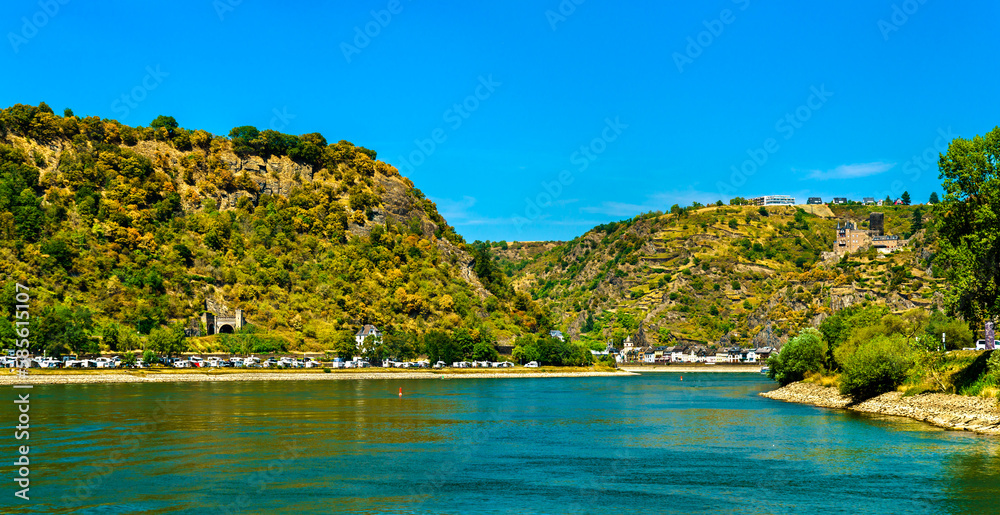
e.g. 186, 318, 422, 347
767, 328, 826, 385
839, 334, 914, 400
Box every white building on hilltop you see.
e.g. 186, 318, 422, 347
749, 195, 796, 206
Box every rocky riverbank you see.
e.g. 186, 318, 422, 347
762, 382, 1000, 435
0, 369, 634, 385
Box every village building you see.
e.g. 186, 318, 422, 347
755, 347, 774, 362
750, 195, 796, 206
355, 325, 382, 360
807, 197, 823, 205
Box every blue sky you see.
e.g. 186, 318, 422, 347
2, 0, 998, 241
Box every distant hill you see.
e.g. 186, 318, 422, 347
492, 203, 942, 350
0, 103, 546, 353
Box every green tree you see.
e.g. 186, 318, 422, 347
36, 305, 95, 357
821, 304, 890, 369
150, 115, 179, 137
935, 126, 1000, 325
14, 189, 44, 241
103, 323, 121, 352
334, 331, 358, 360
925, 311, 974, 350
885, 195, 893, 205
148, 323, 187, 357
143, 349, 157, 366
228, 126, 260, 161
472, 340, 499, 362
901, 191, 911, 205
362, 334, 386, 363
425, 330, 459, 364
766, 328, 826, 385
910, 206, 924, 233
839, 334, 913, 400
451, 328, 476, 360
121, 351, 137, 367
511, 335, 540, 364
928, 191, 940, 204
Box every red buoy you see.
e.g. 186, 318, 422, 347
399, 387, 403, 397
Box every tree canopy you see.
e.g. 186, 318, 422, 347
935, 125, 1000, 325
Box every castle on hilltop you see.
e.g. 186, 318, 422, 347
834, 212, 906, 255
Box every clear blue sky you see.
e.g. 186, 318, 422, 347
2, 0, 997, 241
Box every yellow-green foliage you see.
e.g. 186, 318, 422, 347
497, 203, 940, 346
0, 103, 543, 351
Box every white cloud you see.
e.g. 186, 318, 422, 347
805, 162, 896, 180
430, 195, 477, 221
579, 187, 722, 217
579, 201, 648, 217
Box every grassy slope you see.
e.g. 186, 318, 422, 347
0, 110, 535, 352
495, 204, 943, 349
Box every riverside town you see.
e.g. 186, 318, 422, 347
2, 2, 1000, 513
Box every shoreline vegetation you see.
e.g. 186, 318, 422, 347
0, 366, 634, 385
621, 364, 762, 373
762, 381, 1000, 435
0, 364, 765, 385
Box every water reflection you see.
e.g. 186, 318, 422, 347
5, 375, 1000, 514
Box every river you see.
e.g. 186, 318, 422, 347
5, 373, 1000, 513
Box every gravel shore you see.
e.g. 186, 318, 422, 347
0, 370, 634, 385
762, 382, 1000, 435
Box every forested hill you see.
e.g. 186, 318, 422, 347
0, 103, 547, 353
492, 202, 943, 350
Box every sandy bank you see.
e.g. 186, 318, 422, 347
762, 382, 1000, 435
622, 365, 763, 373
0, 370, 634, 385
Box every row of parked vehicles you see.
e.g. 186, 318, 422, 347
0, 354, 325, 369
172, 356, 323, 369
0, 355, 123, 369
2, 351, 538, 370
444, 361, 518, 368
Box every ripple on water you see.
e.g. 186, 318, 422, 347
10, 374, 1000, 514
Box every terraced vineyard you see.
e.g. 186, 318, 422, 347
493, 204, 943, 350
